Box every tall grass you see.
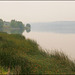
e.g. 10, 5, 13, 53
0, 32, 75, 74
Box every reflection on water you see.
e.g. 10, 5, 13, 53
0, 27, 31, 34
23, 31, 75, 60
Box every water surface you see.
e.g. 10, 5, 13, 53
23, 31, 75, 60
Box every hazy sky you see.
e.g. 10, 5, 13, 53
0, 1, 75, 23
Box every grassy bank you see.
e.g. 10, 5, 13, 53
0, 32, 75, 74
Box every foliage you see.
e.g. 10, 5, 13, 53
10, 20, 25, 28
26, 23, 31, 32
0, 19, 25, 34
0, 32, 75, 74
0, 19, 4, 31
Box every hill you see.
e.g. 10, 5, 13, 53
0, 32, 75, 74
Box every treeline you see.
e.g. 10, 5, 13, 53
0, 19, 25, 29
0, 19, 4, 28
10, 20, 25, 28
0, 19, 27, 34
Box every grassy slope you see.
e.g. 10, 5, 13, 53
0, 32, 75, 74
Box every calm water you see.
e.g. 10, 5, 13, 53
23, 31, 75, 60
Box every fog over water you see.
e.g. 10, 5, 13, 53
23, 28, 75, 60
31, 21, 75, 33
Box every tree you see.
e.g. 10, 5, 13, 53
10, 20, 17, 28
17, 21, 25, 28
26, 23, 31, 32
10, 20, 25, 34
10, 20, 25, 28
0, 19, 4, 31
0, 19, 4, 28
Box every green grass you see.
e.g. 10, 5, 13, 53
0, 32, 75, 74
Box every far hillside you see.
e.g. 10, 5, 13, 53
31, 21, 75, 33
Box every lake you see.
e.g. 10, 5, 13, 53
23, 21, 75, 60
23, 31, 75, 60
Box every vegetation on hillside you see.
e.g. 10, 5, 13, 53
0, 32, 75, 74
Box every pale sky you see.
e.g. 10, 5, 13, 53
0, 1, 75, 23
